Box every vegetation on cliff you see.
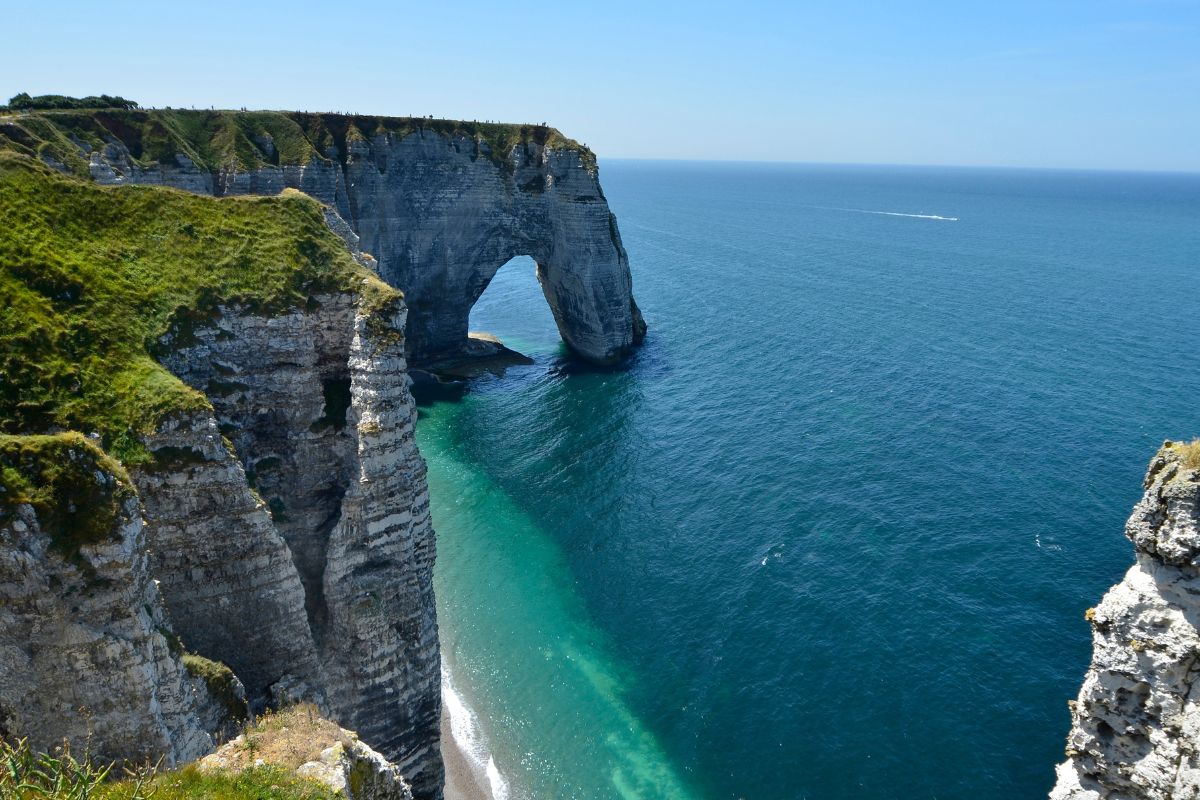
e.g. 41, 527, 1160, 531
181, 654, 249, 724
0, 737, 337, 800
4, 92, 139, 111
0, 152, 400, 464
0, 432, 134, 558
0, 706, 387, 799
204, 705, 354, 773
0, 104, 594, 176
1168, 438, 1200, 470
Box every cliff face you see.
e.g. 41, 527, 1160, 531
0, 157, 442, 798
0, 435, 213, 767
328, 132, 643, 365
0, 109, 645, 365
0, 107, 642, 798
153, 296, 440, 796
0, 297, 441, 797
1052, 443, 1200, 799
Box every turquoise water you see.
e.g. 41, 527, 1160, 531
416, 162, 1200, 799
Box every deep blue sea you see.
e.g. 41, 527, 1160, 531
415, 161, 1200, 799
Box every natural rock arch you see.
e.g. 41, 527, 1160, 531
332, 130, 646, 365
19, 111, 647, 365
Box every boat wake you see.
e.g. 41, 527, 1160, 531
816, 205, 959, 221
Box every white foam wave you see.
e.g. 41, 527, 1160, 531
815, 205, 959, 221
1035, 534, 1063, 552
443, 667, 511, 800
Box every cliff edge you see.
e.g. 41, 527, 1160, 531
1053, 441, 1200, 799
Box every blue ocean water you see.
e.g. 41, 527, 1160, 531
416, 162, 1200, 799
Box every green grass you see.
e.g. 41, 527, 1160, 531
114, 765, 337, 800
0, 736, 336, 800
0, 108, 595, 177
0, 152, 400, 466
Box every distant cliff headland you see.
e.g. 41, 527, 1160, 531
0, 95, 645, 365
1051, 441, 1200, 799
0, 93, 644, 800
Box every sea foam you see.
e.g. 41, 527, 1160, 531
443, 667, 511, 800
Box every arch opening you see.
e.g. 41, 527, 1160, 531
467, 255, 561, 358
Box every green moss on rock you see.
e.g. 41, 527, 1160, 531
0, 432, 133, 559
183, 652, 249, 724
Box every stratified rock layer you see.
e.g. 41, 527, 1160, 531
0, 445, 212, 766
135, 410, 324, 705
1052, 444, 1200, 799
151, 295, 441, 799
0, 292, 440, 797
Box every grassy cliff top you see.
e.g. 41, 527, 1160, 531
0, 107, 594, 177
0, 151, 399, 464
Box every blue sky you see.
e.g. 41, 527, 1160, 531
2, 0, 1198, 170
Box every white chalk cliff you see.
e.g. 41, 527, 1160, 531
1053, 443, 1200, 799
0, 108, 645, 800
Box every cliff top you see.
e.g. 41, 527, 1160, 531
0, 151, 400, 464
201, 704, 354, 772
1155, 438, 1200, 486
0, 104, 595, 177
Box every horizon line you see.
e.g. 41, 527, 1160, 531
597, 155, 1200, 177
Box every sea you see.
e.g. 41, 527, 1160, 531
413, 161, 1200, 799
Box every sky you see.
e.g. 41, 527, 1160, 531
2, 0, 1198, 171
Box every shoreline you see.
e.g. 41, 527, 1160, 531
440, 669, 502, 800
441, 708, 494, 800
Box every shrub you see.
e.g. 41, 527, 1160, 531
1173, 439, 1200, 470
7, 93, 138, 111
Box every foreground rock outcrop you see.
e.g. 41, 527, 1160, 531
0, 109, 645, 365
199, 705, 414, 800
1052, 442, 1200, 799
